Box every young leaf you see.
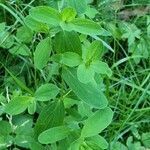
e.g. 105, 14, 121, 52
53, 30, 82, 55
62, 68, 108, 109
83, 40, 102, 62
34, 100, 65, 138
52, 52, 82, 67
4, 96, 34, 115
81, 107, 113, 137
77, 64, 95, 83
38, 126, 70, 144
29, 6, 61, 26
61, 7, 77, 22
35, 83, 59, 101
34, 37, 51, 70
70, 18, 102, 35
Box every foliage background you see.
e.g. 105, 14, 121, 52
0, 0, 150, 149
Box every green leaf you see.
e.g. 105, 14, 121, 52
61, 7, 77, 22
78, 101, 93, 117
35, 83, 59, 101
29, 6, 61, 26
91, 60, 112, 77
16, 26, 33, 43
3, 66, 33, 95
0, 135, 13, 149
85, 135, 108, 149
14, 115, 33, 130
81, 107, 113, 137
34, 100, 65, 138
53, 30, 82, 55
28, 100, 36, 114
0, 22, 5, 32
63, 97, 79, 108
0, 121, 12, 136
106, 23, 122, 39
9, 44, 31, 56
67, 0, 87, 14
110, 142, 127, 150
4, 96, 34, 115
83, 40, 102, 62
52, 52, 82, 67
34, 37, 51, 70
85, 6, 98, 19
29, 141, 45, 150
142, 132, 150, 148
121, 23, 141, 46
92, 35, 114, 52
70, 18, 102, 35
14, 135, 34, 149
77, 64, 95, 83
62, 68, 108, 109
0, 31, 14, 49
69, 138, 83, 150
38, 126, 70, 144
24, 15, 49, 33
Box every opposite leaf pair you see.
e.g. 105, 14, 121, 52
4, 83, 59, 115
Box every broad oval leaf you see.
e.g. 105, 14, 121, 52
35, 83, 59, 101
53, 30, 82, 55
62, 68, 108, 109
34, 100, 65, 138
38, 126, 70, 144
77, 64, 95, 83
70, 18, 102, 35
81, 107, 113, 137
29, 6, 61, 26
4, 96, 34, 115
52, 52, 82, 67
34, 37, 51, 70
